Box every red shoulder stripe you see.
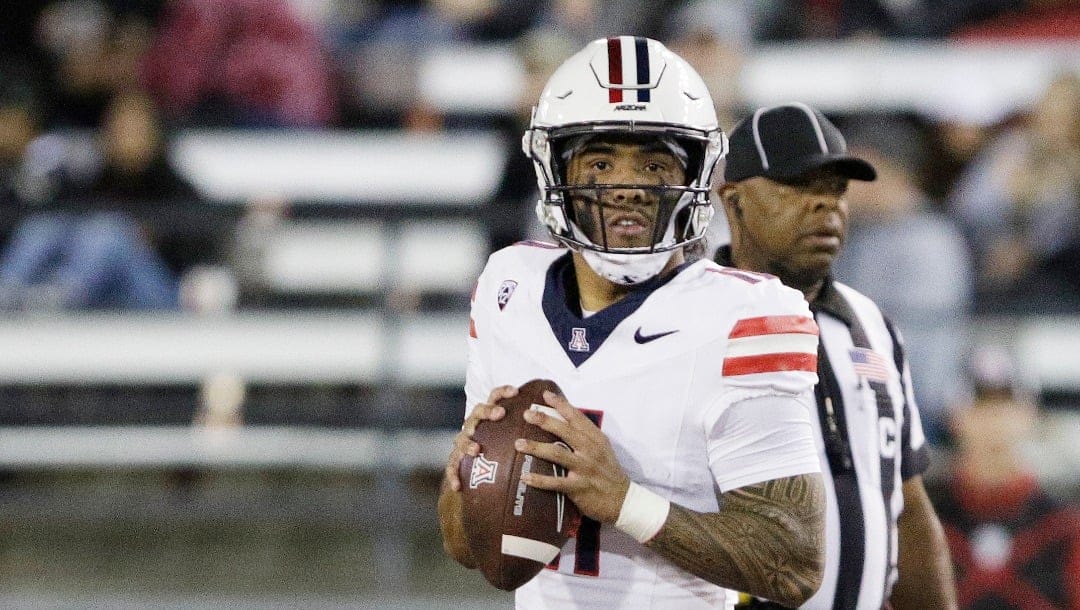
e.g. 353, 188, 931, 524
468, 317, 477, 338
706, 267, 767, 284
514, 240, 562, 249
729, 315, 818, 339
723, 352, 817, 376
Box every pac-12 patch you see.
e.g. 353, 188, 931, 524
497, 280, 518, 311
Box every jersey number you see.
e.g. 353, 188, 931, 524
547, 409, 604, 576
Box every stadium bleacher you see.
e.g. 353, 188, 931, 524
0, 23, 1077, 607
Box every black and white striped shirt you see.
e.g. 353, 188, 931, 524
717, 249, 930, 610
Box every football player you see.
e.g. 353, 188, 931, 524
439, 37, 826, 608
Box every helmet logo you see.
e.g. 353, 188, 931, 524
614, 104, 647, 112
604, 36, 653, 104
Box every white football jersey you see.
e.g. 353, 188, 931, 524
464, 242, 822, 609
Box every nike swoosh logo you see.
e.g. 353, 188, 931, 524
634, 328, 679, 344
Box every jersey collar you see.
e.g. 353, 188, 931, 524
542, 252, 687, 367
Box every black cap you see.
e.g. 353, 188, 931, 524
724, 103, 877, 183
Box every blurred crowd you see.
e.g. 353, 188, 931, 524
0, 1, 1077, 604
0, 9, 1077, 383
2, 0, 1076, 427
0, 0, 1076, 301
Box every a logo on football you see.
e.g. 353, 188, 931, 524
457, 379, 581, 591
469, 454, 499, 489
512, 455, 532, 516
510, 451, 569, 527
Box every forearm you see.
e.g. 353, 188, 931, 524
437, 477, 477, 569
645, 473, 826, 608
889, 477, 957, 610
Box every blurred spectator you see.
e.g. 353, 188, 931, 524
0, 61, 51, 208
755, 0, 1068, 40
229, 195, 291, 307
485, 29, 577, 251
194, 371, 247, 429
834, 116, 974, 442
934, 346, 1080, 610
0, 90, 186, 311
948, 72, 1080, 312
922, 111, 995, 204
34, 0, 157, 127
332, 0, 542, 130
87, 89, 194, 204
141, 0, 337, 127
662, 0, 753, 131
0, 2, 54, 106
0, 210, 178, 310
427, 0, 540, 42
953, 0, 1080, 40
534, 0, 670, 47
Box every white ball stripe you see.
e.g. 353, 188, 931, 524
529, 404, 566, 422
501, 534, 562, 564
726, 332, 819, 358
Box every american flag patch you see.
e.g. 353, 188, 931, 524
850, 347, 890, 382
723, 315, 819, 376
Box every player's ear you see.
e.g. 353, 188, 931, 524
717, 184, 742, 218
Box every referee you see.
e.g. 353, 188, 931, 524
714, 103, 958, 609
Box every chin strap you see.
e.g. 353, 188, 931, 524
580, 248, 675, 285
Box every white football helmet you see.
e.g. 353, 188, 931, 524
523, 36, 728, 285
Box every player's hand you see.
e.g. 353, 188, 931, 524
444, 385, 517, 492
516, 390, 631, 524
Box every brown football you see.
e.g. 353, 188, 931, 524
459, 379, 580, 590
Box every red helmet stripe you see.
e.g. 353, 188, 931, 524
606, 37, 623, 103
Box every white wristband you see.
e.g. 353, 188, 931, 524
615, 482, 671, 544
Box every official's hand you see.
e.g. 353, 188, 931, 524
444, 385, 517, 492
516, 390, 631, 524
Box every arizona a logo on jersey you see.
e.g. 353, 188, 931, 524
568, 328, 590, 352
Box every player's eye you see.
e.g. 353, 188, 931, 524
590, 160, 611, 171
644, 162, 666, 173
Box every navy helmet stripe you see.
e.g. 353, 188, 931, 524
634, 37, 650, 102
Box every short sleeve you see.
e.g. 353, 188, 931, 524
463, 261, 495, 419
700, 277, 823, 491
717, 276, 820, 403
707, 393, 821, 492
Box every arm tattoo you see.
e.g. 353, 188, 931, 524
646, 473, 826, 607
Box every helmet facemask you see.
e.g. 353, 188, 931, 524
528, 127, 723, 284
522, 36, 728, 285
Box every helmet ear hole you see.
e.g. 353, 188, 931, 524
676, 136, 704, 186
673, 205, 693, 239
